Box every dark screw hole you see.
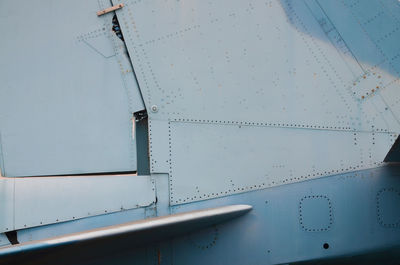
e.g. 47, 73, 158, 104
323, 243, 329, 249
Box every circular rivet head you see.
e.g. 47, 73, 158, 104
151, 105, 158, 113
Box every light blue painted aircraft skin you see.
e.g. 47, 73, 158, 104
1, 0, 400, 264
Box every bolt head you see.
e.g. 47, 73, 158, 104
151, 105, 158, 113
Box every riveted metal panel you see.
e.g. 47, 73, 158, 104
170, 166, 400, 265
148, 119, 170, 173
114, 0, 400, 131
0, 178, 14, 232
376, 187, 400, 228
111, 0, 400, 204
168, 121, 394, 204
299, 195, 333, 232
0, 0, 144, 177
12, 175, 155, 230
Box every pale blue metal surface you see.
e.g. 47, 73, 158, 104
168, 120, 394, 204
17, 206, 148, 243
1, 0, 400, 264
4, 165, 400, 265
0, 235, 10, 248
113, 0, 400, 205
0, 178, 14, 232
0, 0, 144, 177
114, 0, 400, 131
13, 174, 155, 231
167, 165, 400, 265
0, 174, 155, 232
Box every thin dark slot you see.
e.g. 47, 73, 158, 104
135, 110, 150, 175
11, 171, 137, 178
112, 14, 124, 41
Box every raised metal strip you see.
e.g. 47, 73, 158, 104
0, 205, 251, 265
97, 3, 124, 16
